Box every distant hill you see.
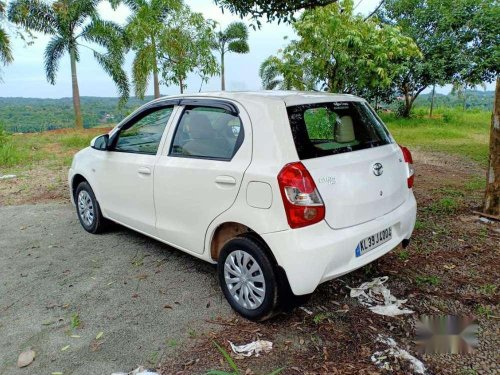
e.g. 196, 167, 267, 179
0, 96, 150, 133
0, 90, 495, 133
414, 90, 494, 111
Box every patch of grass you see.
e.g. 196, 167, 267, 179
428, 197, 459, 214
465, 177, 486, 191
415, 275, 441, 287
59, 133, 95, 150
70, 313, 81, 329
398, 249, 410, 261
413, 219, 429, 231
476, 305, 493, 318
479, 284, 497, 295
167, 339, 178, 348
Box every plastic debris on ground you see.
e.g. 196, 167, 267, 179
229, 340, 273, 357
111, 366, 158, 375
0, 174, 16, 180
371, 335, 427, 374
349, 276, 414, 316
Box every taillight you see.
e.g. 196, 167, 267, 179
277, 162, 325, 229
400, 145, 415, 189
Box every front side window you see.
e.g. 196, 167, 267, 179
170, 106, 243, 160
114, 106, 174, 154
287, 101, 392, 160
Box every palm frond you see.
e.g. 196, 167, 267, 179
227, 39, 249, 54
93, 50, 129, 105
44, 36, 67, 84
8, 0, 57, 34
0, 27, 13, 65
132, 45, 154, 99
82, 17, 128, 55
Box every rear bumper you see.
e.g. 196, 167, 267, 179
262, 192, 417, 295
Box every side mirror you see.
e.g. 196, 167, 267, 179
91, 134, 109, 151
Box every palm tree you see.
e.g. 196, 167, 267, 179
0, 0, 13, 71
8, 0, 128, 129
259, 51, 315, 91
212, 21, 249, 91
117, 0, 182, 99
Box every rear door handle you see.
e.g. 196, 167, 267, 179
138, 167, 152, 176
215, 175, 236, 185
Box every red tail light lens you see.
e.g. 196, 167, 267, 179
277, 162, 325, 229
400, 145, 415, 189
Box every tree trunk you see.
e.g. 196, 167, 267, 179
153, 69, 160, 99
221, 51, 225, 91
429, 85, 436, 118
70, 48, 83, 129
179, 77, 184, 94
483, 76, 500, 216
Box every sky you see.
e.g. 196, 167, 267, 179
0, 0, 491, 99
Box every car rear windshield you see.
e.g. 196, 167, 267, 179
287, 101, 392, 160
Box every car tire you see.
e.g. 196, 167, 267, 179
217, 236, 278, 321
75, 181, 107, 234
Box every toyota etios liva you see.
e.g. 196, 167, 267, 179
69, 91, 416, 321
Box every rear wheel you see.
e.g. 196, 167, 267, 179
75, 181, 107, 234
217, 236, 278, 321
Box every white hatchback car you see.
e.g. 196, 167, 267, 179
69, 91, 416, 321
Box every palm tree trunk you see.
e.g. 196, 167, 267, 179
483, 76, 500, 216
221, 51, 225, 91
70, 48, 83, 129
153, 69, 160, 99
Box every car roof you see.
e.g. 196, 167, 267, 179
153, 90, 365, 107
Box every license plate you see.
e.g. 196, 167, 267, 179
355, 227, 392, 257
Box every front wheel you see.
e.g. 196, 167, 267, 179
217, 236, 278, 321
75, 181, 107, 234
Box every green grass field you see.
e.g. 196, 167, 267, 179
381, 108, 491, 164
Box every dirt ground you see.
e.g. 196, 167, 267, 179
0, 150, 499, 375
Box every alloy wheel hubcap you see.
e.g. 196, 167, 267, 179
78, 190, 94, 227
224, 250, 266, 310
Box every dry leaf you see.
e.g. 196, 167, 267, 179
17, 350, 35, 368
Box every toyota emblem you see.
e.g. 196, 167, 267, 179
373, 163, 383, 176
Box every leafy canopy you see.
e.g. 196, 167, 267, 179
261, 0, 420, 96
159, 4, 218, 92
213, 0, 337, 25
8, 0, 129, 102
213, 21, 249, 56
0, 0, 13, 69
378, 0, 499, 115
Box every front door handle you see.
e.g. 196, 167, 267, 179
138, 167, 152, 176
215, 175, 236, 185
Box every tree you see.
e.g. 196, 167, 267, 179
259, 46, 315, 91
261, 0, 420, 97
0, 0, 13, 73
378, 0, 491, 117
159, 4, 218, 93
118, 0, 182, 99
213, 0, 337, 25
212, 22, 249, 91
8, 0, 128, 129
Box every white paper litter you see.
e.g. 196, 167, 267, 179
349, 276, 414, 316
111, 366, 158, 375
0, 174, 16, 180
371, 335, 427, 374
229, 340, 273, 357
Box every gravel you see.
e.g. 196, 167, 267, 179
0, 203, 233, 375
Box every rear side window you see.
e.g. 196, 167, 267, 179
287, 102, 392, 160
170, 106, 243, 160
